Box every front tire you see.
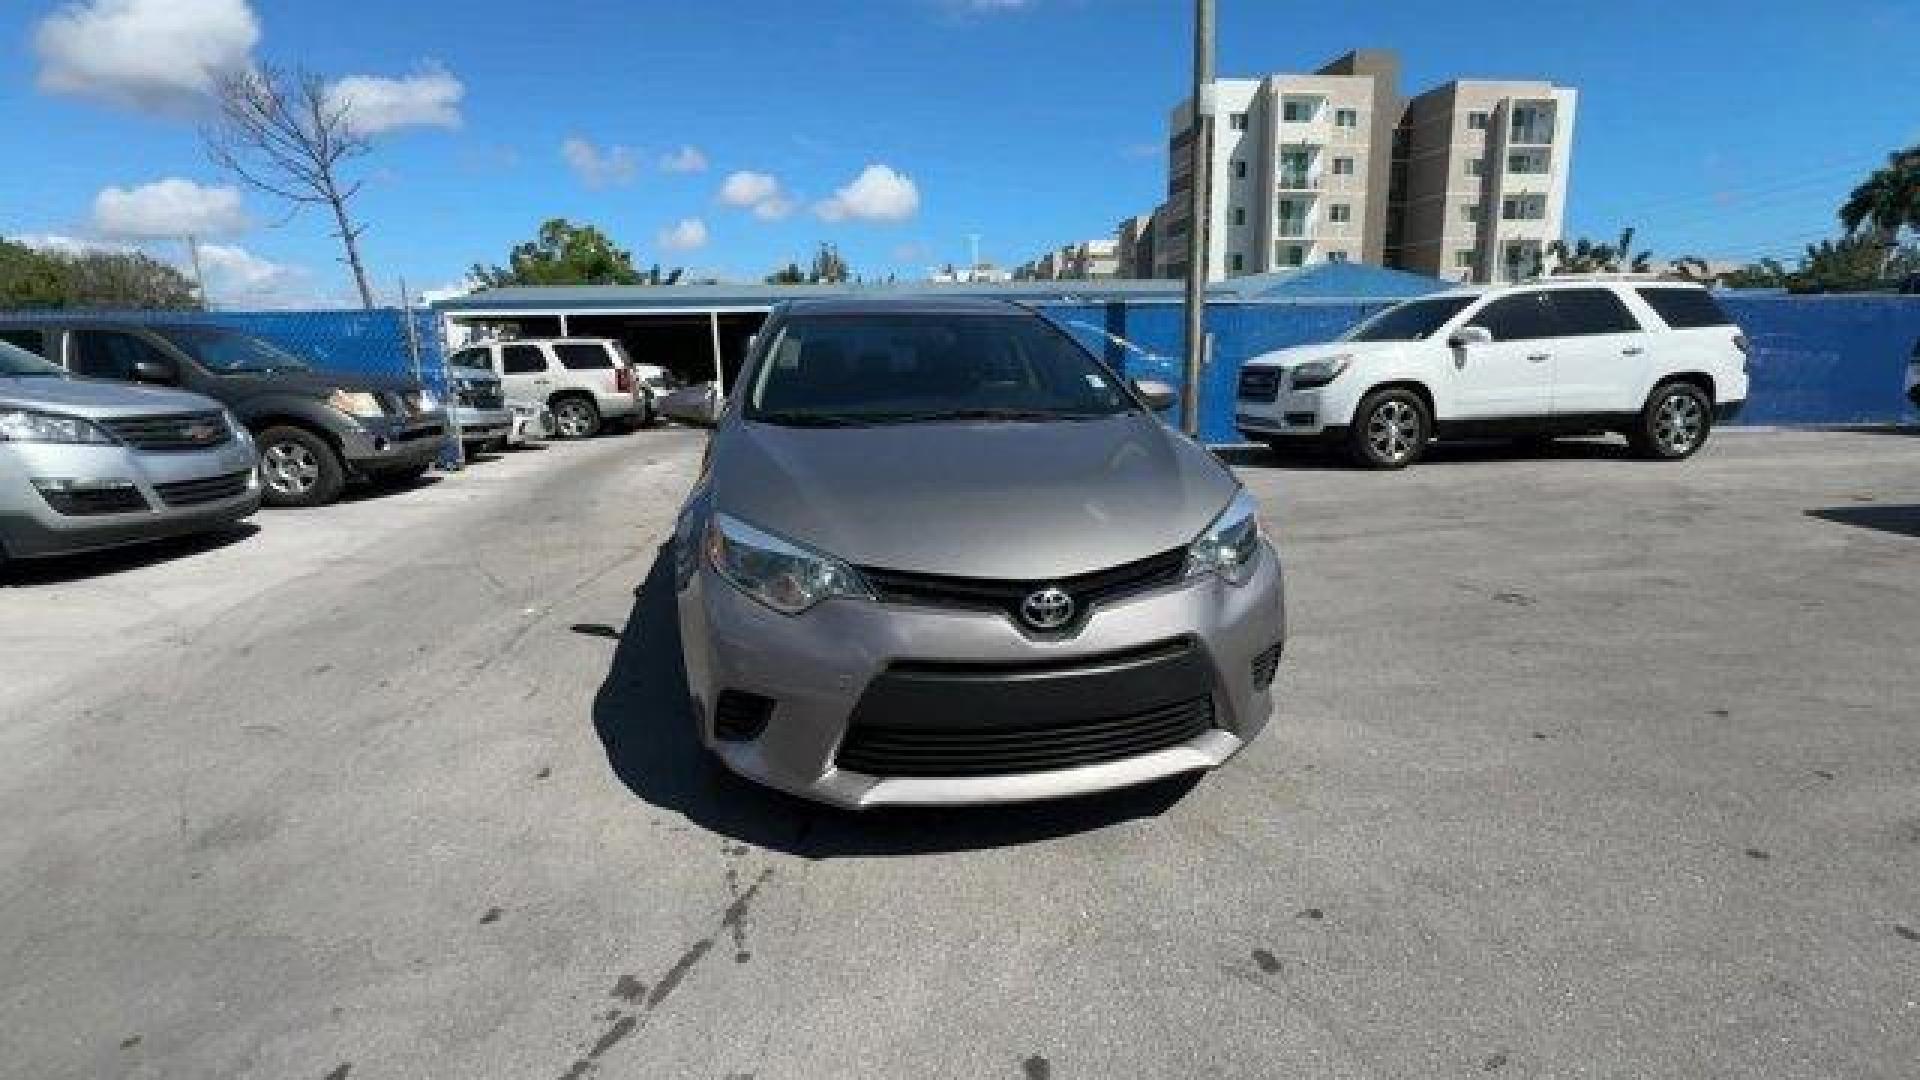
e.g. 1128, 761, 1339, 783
551, 395, 601, 440
1630, 382, 1712, 460
1347, 388, 1430, 469
256, 425, 346, 507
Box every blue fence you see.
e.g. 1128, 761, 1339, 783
1042, 294, 1920, 442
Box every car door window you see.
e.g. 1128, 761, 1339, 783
501, 344, 547, 374
0, 329, 47, 357
69, 330, 173, 382
1634, 288, 1733, 329
1547, 289, 1641, 336
1470, 293, 1559, 341
450, 347, 492, 372
553, 342, 614, 370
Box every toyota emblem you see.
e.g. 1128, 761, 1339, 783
1020, 586, 1075, 631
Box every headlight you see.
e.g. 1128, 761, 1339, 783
1290, 356, 1352, 390
415, 389, 440, 412
1185, 489, 1262, 586
0, 409, 117, 445
327, 389, 385, 417
704, 511, 871, 615
225, 409, 252, 445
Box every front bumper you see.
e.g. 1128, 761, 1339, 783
0, 439, 259, 559
453, 406, 512, 443
337, 410, 447, 473
674, 541, 1286, 808
1234, 383, 1352, 441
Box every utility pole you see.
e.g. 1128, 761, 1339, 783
185, 235, 209, 310
1180, 0, 1215, 436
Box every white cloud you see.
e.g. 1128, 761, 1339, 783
814, 164, 920, 223
656, 218, 709, 253
325, 63, 464, 135
7, 233, 135, 256
561, 137, 639, 188
93, 178, 248, 239
719, 171, 781, 207
33, 0, 259, 115
659, 145, 708, 173
196, 242, 308, 307
751, 194, 795, 221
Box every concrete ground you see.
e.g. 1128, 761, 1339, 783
3, 428, 1917, 1080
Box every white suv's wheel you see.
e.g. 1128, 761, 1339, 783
1631, 382, 1713, 461
1348, 388, 1430, 469
551, 395, 601, 440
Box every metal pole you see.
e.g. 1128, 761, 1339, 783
185, 235, 208, 310
1180, 0, 1215, 436
708, 310, 725, 396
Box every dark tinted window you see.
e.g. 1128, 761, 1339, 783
1471, 293, 1558, 341
554, 342, 615, 370
1635, 287, 1733, 329
0, 340, 63, 376
156, 327, 308, 372
449, 347, 491, 370
747, 312, 1133, 423
501, 344, 547, 374
1346, 296, 1477, 342
70, 330, 173, 382
0, 329, 46, 357
1547, 289, 1641, 335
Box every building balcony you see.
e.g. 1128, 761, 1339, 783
1276, 219, 1310, 239
1276, 173, 1321, 191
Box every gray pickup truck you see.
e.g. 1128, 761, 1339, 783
0, 322, 447, 508
1, 340, 259, 568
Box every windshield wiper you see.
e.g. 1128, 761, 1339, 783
749, 411, 879, 428
870, 408, 1104, 424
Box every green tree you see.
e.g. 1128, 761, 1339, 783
1839, 145, 1920, 272
0, 240, 70, 309
1784, 234, 1919, 293
1665, 255, 1713, 282
470, 219, 645, 288
0, 240, 200, 311
1545, 226, 1652, 276
765, 261, 806, 285
1720, 259, 1788, 290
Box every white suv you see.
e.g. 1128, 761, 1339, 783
449, 338, 667, 439
1235, 279, 1750, 468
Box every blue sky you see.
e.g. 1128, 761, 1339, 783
3, 0, 1915, 306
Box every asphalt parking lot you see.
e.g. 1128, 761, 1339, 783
4, 427, 1918, 1079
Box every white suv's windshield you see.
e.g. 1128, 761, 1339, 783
157, 327, 311, 373
0, 340, 64, 377
746, 312, 1136, 426
1344, 295, 1477, 342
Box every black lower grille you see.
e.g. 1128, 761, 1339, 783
38, 485, 147, 516
836, 695, 1214, 777
154, 470, 251, 507
1252, 641, 1284, 690
98, 412, 231, 452
857, 546, 1189, 633
713, 689, 774, 742
1237, 367, 1281, 402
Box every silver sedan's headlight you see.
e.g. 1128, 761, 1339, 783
704, 512, 871, 615
1185, 489, 1262, 586
0, 409, 116, 445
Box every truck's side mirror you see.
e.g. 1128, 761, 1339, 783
132, 358, 177, 384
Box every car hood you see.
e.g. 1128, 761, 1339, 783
1244, 339, 1410, 369
0, 376, 224, 418
708, 412, 1239, 579
207, 368, 419, 398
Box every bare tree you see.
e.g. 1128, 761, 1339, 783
203, 66, 375, 308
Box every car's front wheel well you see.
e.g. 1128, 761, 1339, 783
1356, 379, 1434, 420
1657, 371, 1717, 402
245, 415, 344, 459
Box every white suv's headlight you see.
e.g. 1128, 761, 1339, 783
1185, 489, 1262, 585
704, 512, 871, 615
0, 409, 116, 445
1290, 356, 1352, 390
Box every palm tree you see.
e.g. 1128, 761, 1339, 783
1667, 255, 1713, 282
1839, 146, 1920, 274
1546, 227, 1652, 275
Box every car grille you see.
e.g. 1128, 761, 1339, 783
836, 694, 1215, 778
98, 411, 231, 452
1237, 367, 1282, 402
39, 485, 147, 516
154, 470, 251, 508
1252, 641, 1284, 690
856, 546, 1189, 633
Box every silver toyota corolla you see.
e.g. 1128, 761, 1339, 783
670, 298, 1285, 808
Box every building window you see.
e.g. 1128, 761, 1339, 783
1326, 250, 1349, 263
1461, 204, 1481, 223
1232, 206, 1246, 226
1230, 112, 1248, 131
1508, 150, 1551, 175
1334, 108, 1358, 128
1455, 250, 1477, 269
1331, 157, 1354, 176
1467, 111, 1489, 130
1502, 194, 1546, 221
1234, 160, 1248, 179
1279, 245, 1306, 267
1281, 99, 1314, 123
1329, 203, 1352, 223
1466, 158, 1485, 177
1229, 252, 1245, 273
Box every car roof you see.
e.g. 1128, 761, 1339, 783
779, 296, 1026, 316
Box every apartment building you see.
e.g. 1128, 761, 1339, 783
1391, 80, 1578, 283
1144, 49, 1576, 284
1014, 238, 1121, 281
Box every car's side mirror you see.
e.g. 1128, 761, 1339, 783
1449, 325, 1493, 348
132, 358, 177, 384
1133, 379, 1177, 411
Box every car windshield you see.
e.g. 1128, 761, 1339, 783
746, 312, 1135, 425
450, 349, 491, 370
157, 327, 311, 372
0, 340, 65, 377
1343, 296, 1477, 342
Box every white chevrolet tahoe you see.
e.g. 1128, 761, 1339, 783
1235, 279, 1751, 468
